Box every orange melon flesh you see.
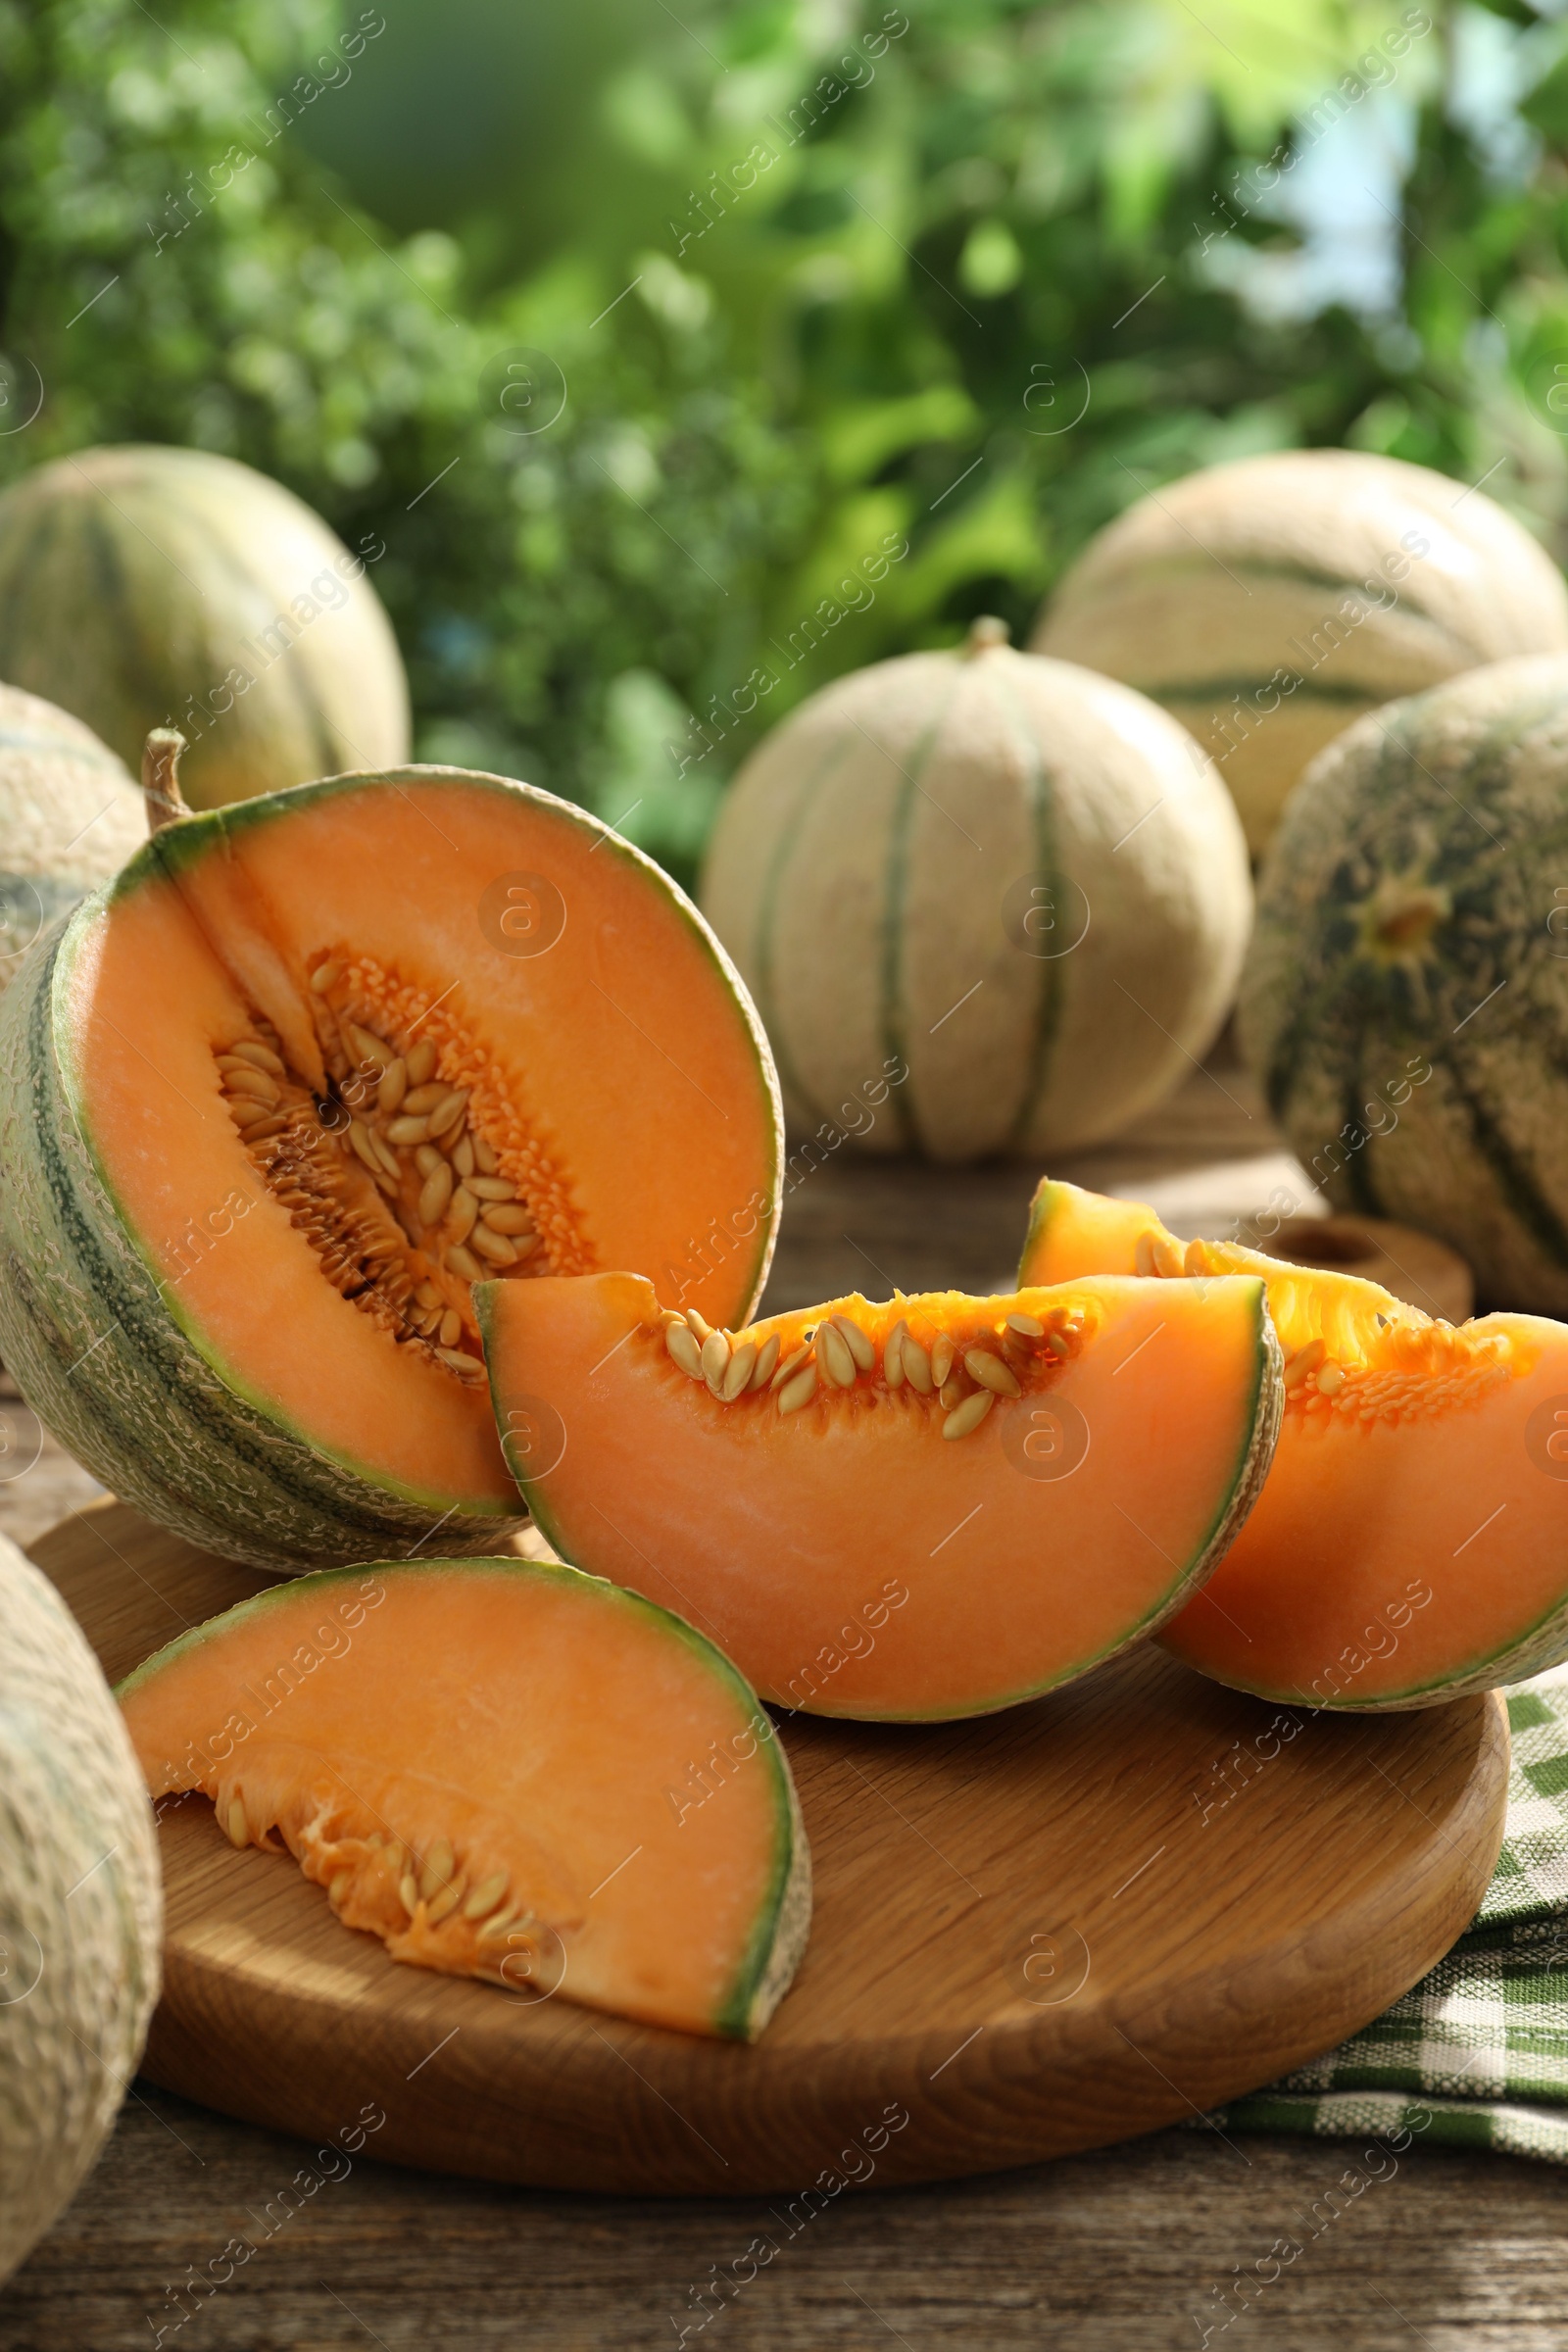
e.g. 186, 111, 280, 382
117, 1558, 809, 2039
1019, 1177, 1568, 1705
476, 1269, 1281, 1720
71, 771, 779, 1519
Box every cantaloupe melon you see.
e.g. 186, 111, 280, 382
0, 1531, 161, 2283
477, 1267, 1282, 1719
1019, 1177, 1568, 1705
1242, 653, 1568, 1314
0, 446, 410, 809
119, 1555, 808, 2039
699, 617, 1251, 1162
0, 765, 782, 1571
0, 685, 146, 987
1033, 451, 1568, 855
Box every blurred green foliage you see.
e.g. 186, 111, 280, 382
3, 0, 1568, 884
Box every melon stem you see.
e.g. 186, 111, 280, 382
142, 728, 191, 836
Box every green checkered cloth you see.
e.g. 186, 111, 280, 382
1205, 1666, 1568, 2164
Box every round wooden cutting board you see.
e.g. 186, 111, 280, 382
35, 1498, 1509, 2197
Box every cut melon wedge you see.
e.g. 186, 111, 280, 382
1020, 1177, 1568, 1705
0, 766, 781, 1569
118, 1556, 809, 2039
476, 1269, 1282, 1720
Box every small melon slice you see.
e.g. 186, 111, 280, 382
476, 1269, 1282, 1721
118, 1557, 809, 2039
1019, 1177, 1568, 1705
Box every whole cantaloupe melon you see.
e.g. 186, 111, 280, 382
1242, 653, 1568, 1313
700, 618, 1251, 1162
1033, 450, 1568, 856
0, 683, 145, 984
0, 1530, 162, 2282
0, 446, 410, 810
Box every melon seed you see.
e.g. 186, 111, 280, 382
939, 1373, 967, 1410
416, 1281, 442, 1309
943, 1390, 995, 1441
481, 1203, 533, 1236
475, 1909, 520, 1945
399, 1871, 419, 1917
377, 1057, 408, 1116
386, 1114, 431, 1147
439, 1308, 462, 1348
467, 1175, 515, 1202
1284, 1338, 1326, 1389
1044, 1330, 1071, 1358
965, 1348, 1021, 1398
666, 1321, 704, 1379
425, 1878, 466, 1926
427, 1090, 468, 1138
447, 1187, 479, 1246
418, 1163, 454, 1227
446, 1244, 483, 1282
884, 1322, 906, 1388
370, 1128, 401, 1180
721, 1340, 757, 1400
451, 1135, 476, 1178
350, 1024, 392, 1075
224, 1798, 248, 1847
1006, 1312, 1045, 1338
464, 1870, 510, 1920
470, 1223, 518, 1267
348, 1120, 381, 1172
777, 1364, 817, 1415
750, 1333, 780, 1389
1318, 1362, 1345, 1396
701, 1330, 731, 1391
419, 1840, 455, 1899
403, 1083, 447, 1115
328, 1869, 351, 1905
931, 1333, 956, 1387
415, 1144, 444, 1178
472, 1134, 500, 1175
830, 1314, 873, 1372
818, 1321, 858, 1388
311, 959, 343, 994
1152, 1234, 1185, 1280
406, 1038, 438, 1086
770, 1344, 812, 1391
901, 1334, 934, 1394
240, 1113, 288, 1142
686, 1308, 714, 1346
1134, 1232, 1156, 1277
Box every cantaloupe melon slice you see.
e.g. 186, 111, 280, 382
118, 1556, 809, 2040
477, 1270, 1283, 1720
1020, 1177, 1568, 1705
0, 766, 781, 1570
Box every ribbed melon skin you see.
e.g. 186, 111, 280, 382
700, 631, 1251, 1163
1242, 654, 1568, 1314
0, 445, 409, 810
1034, 450, 1568, 856
0, 906, 520, 1573
0, 1531, 160, 2283
0, 684, 145, 985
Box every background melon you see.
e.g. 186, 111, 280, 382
0, 445, 410, 810
0, 684, 144, 988
699, 618, 1250, 1163
0, 1530, 161, 2283
1242, 654, 1568, 1314
1032, 450, 1568, 857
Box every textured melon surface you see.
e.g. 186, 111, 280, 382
700, 620, 1250, 1162
0, 684, 145, 984
119, 1556, 808, 2040
0, 767, 782, 1570
1020, 1177, 1568, 1705
0, 444, 409, 809
0, 1532, 161, 2283
1033, 451, 1568, 855
1242, 655, 1568, 1315
478, 1268, 1281, 1720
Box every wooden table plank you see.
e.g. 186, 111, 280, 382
8, 1041, 1568, 2348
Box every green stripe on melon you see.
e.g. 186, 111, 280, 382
1241, 653, 1568, 1313
1033, 449, 1568, 856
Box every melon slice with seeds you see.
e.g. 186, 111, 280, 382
1019, 1177, 1568, 1705
118, 1555, 809, 2040
0, 760, 781, 1570
476, 1267, 1283, 1721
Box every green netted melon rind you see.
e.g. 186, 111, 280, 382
0, 684, 145, 988
1240, 654, 1568, 1314
0, 1531, 161, 2283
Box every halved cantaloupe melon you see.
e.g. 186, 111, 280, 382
118, 1555, 809, 2039
1019, 1178, 1568, 1705
476, 1270, 1282, 1720
0, 766, 781, 1570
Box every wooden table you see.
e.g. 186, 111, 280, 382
9, 1040, 1568, 2351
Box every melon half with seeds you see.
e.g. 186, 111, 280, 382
0, 765, 781, 1571
1019, 1178, 1568, 1706
118, 1556, 809, 2039
477, 1268, 1283, 1720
